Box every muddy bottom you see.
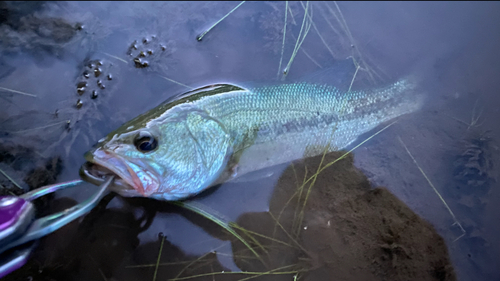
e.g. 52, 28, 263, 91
4, 152, 455, 281
232, 151, 456, 281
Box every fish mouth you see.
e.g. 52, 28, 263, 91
80, 149, 160, 197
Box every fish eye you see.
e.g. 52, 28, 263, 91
134, 131, 158, 153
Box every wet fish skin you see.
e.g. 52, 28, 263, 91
82, 79, 422, 201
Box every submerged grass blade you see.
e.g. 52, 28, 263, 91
289, 33, 322, 68
277, 1, 289, 80
98, 267, 107, 281
197, 1, 246, 41
300, 2, 335, 58
127, 260, 207, 268
281, 1, 312, 81
0, 168, 22, 194
308, 121, 397, 189
273, 180, 301, 238
232, 224, 294, 248
469, 100, 484, 129
158, 75, 193, 89
268, 212, 308, 254
101, 52, 128, 64
294, 121, 397, 235
230, 224, 270, 254
300, 47, 322, 68
333, 1, 355, 46
167, 264, 299, 281
170, 201, 262, 262
446, 99, 484, 130
287, 4, 297, 25
295, 142, 330, 236
319, 3, 344, 42
323, 1, 383, 83
348, 65, 360, 92
0, 86, 37, 98
153, 235, 165, 281
236, 264, 301, 281
397, 136, 466, 242
9, 120, 71, 134
291, 165, 308, 233
174, 251, 212, 279
129, 246, 257, 270
290, 50, 359, 234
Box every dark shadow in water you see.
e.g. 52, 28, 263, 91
0, 1, 79, 60
2, 189, 233, 281
2, 151, 459, 281
3, 193, 146, 281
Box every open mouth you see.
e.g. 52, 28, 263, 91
80, 149, 160, 197
80, 162, 137, 193
80, 161, 124, 185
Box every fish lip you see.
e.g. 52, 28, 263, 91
79, 161, 127, 187
80, 149, 160, 197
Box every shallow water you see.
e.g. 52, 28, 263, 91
1, 2, 499, 280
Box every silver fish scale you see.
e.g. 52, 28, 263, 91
194, 80, 419, 155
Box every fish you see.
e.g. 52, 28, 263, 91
80, 78, 423, 201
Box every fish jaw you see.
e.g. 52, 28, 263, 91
84, 148, 161, 197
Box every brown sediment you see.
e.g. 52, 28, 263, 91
233, 151, 456, 281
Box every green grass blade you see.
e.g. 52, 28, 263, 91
167, 264, 299, 281
397, 136, 466, 242
153, 235, 165, 281
170, 201, 262, 262
197, 1, 246, 41
0, 168, 23, 192
277, 1, 289, 80
174, 251, 212, 279
158, 75, 193, 89
294, 121, 397, 235
282, 1, 312, 80
0, 86, 37, 97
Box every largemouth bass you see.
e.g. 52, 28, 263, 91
80, 79, 422, 200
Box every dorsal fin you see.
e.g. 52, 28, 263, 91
164, 84, 246, 104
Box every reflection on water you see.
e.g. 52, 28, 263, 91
1, 2, 499, 281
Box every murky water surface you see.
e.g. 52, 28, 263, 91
1, 2, 499, 280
